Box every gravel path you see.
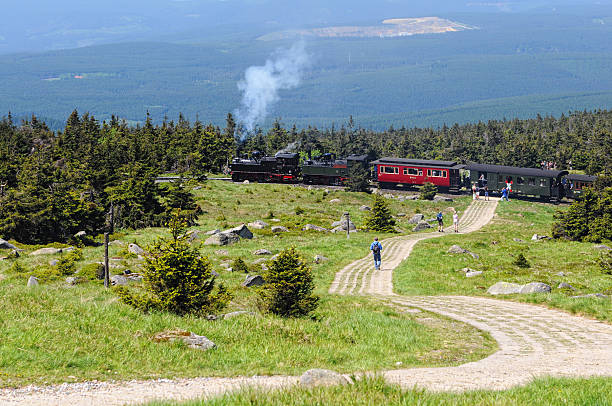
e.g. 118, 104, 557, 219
3, 198, 611, 405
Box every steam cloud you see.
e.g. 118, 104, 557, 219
235, 41, 310, 133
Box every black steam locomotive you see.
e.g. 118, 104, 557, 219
229, 151, 301, 183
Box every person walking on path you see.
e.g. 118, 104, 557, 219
453, 211, 459, 233
437, 211, 444, 232
472, 183, 477, 200
484, 186, 489, 201
370, 237, 383, 270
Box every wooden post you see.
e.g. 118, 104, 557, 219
344, 212, 350, 240
109, 201, 114, 234
104, 232, 110, 288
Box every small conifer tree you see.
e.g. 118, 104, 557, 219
419, 182, 437, 200
116, 212, 232, 315
513, 253, 531, 268
346, 163, 371, 193
366, 194, 396, 232
258, 248, 319, 318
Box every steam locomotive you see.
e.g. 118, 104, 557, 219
229, 152, 596, 199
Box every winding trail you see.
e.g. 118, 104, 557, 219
2, 198, 611, 405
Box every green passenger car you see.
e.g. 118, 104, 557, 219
465, 163, 569, 199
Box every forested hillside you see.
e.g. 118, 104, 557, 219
0, 109, 610, 244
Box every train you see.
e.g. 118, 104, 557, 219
229, 152, 596, 199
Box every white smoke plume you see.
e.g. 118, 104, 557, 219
235, 41, 310, 133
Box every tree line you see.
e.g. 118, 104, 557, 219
1, 109, 611, 244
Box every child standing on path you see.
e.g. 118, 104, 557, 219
453, 211, 459, 233
370, 237, 383, 270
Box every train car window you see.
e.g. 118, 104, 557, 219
540, 179, 547, 187
429, 170, 444, 177
404, 168, 419, 175
382, 166, 398, 174
443, 170, 447, 178
419, 170, 423, 176
403, 168, 407, 175
517, 177, 525, 185
427, 170, 431, 176
528, 178, 536, 185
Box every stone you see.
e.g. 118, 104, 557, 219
413, 221, 432, 232
66, 276, 80, 285
111, 275, 129, 286
204, 232, 240, 246
206, 229, 221, 235
252, 258, 268, 265
469, 252, 480, 259
224, 224, 253, 239
396, 213, 406, 217
223, 311, 256, 320
595, 244, 611, 250
128, 243, 145, 255
331, 218, 356, 231
448, 245, 468, 254
458, 267, 476, 273
465, 270, 483, 278
299, 369, 350, 387
211, 270, 220, 278
270, 218, 281, 222
519, 282, 551, 294
405, 195, 418, 200
63, 247, 75, 253
302, 224, 329, 232
49, 259, 58, 266
152, 330, 216, 351
329, 198, 341, 203
243, 180, 250, 184
513, 238, 525, 243
555, 272, 566, 277
314, 255, 329, 264
0, 239, 18, 250
253, 249, 272, 255
270, 254, 280, 261
248, 220, 269, 230
359, 205, 371, 211
271, 225, 289, 233
531, 234, 539, 241
215, 250, 229, 256
27, 276, 39, 287
407, 214, 425, 224
531, 234, 551, 241
487, 282, 523, 295
243, 275, 265, 287
433, 195, 453, 202
74, 231, 87, 238
187, 230, 201, 243
30, 247, 62, 256
571, 293, 609, 299
192, 186, 202, 190
557, 282, 576, 290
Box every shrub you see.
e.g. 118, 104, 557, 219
55, 249, 83, 276
365, 194, 396, 232
598, 251, 612, 275
232, 258, 249, 273
295, 206, 305, 215
419, 182, 438, 200
552, 188, 612, 242
116, 213, 232, 316
8, 261, 27, 274
258, 248, 319, 318
79, 263, 106, 280
513, 253, 531, 268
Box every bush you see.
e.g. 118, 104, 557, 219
232, 258, 249, 273
258, 248, 319, 318
116, 213, 232, 316
295, 206, 304, 215
419, 182, 438, 200
598, 251, 612, 275
513, 253, 531, 268
79, 263, 106, 280
365, 194, 396, 232
552, 188, 612, 242
55, 249, 83, 276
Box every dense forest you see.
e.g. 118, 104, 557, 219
1, 109, 611, 244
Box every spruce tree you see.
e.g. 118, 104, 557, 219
346, 163, 371, 193
366, 194, 396, 232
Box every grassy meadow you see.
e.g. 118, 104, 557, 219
0, 180, 481, 387
143, 376, 612, 406
394, 199, 612, 322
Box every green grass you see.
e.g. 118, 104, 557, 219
142, 376, 612, 406
0, 181, 478, 387
394, 199, 612, 321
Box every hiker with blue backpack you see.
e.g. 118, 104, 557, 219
437, 211, 444, 232
370, 237, 383, 270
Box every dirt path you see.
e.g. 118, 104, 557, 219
2, 198, 611, 405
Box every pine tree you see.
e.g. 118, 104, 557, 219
366, 194, 396, 232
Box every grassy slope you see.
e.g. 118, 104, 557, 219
143, 376, 612, 406
0, 181, 482, 387
394, 199, 612, 321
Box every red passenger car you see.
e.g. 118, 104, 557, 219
371, 158, 464, 192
